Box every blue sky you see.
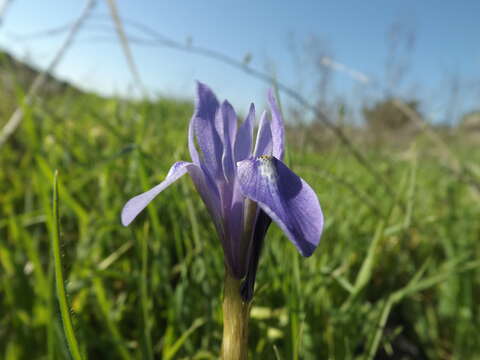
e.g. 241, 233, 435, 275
0, 0, 478, 122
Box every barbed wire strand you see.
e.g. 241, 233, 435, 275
90, 18, 398, 199
0, 13, 406, 200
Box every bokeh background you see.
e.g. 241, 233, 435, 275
0, 0, 479, 359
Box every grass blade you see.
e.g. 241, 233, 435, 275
163, 318, 206, 360
52, 170, 83, 360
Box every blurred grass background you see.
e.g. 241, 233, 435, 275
1, 5, 480, 359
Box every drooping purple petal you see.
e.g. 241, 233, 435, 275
267, 89, 285, 160
234, 103, 255, 162
218, 101, 236, 182
192, 82, 223, 179
121, 161, 196, 226
253, 110, 273, 157
188, 115, 200, 165
237, 156, 323, 257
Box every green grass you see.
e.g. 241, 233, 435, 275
51, 170, 83, 360
0, 89, 479, 359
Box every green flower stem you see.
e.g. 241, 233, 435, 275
221, 270, 250, 360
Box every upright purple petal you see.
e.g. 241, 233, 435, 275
234, 103, 255, 162
195, 82, 220, 123
226, 181, 247, 277
240, 209, 271, 301
267, 89, 285, 160
218, 101, 236, 182
253, 111, 273, 157
192, 82, 223, 179
216, 100, 237, 148
237, 156, 323, 257
121, 161, 196, 226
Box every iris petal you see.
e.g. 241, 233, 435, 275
192, 82, 223, 180
234, 103, 255, 162
253, 110, 273, 157
240, 209, 271, 301
267, 90, 285, 161
237, 156, 323, 257
226, 180, 247, 277
218, 101, 237, 182
186, 165, 224, 240
121, 161, 196, 226
216, 100, 237, 149
188, 114, 200, 165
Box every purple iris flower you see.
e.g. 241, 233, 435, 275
121, 82, 323, 300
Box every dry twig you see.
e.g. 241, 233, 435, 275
105, 0, 147, 97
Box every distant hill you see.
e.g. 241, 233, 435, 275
0, 50, 79, 96
461, 111, 480, 131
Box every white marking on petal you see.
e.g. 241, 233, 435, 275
258, 155, 278, 183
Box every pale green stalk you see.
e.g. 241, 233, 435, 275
221, 271, 250, 360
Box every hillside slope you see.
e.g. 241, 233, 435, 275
0, 50, 77, 95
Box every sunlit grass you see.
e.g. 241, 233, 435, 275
0, 90, 479, 359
